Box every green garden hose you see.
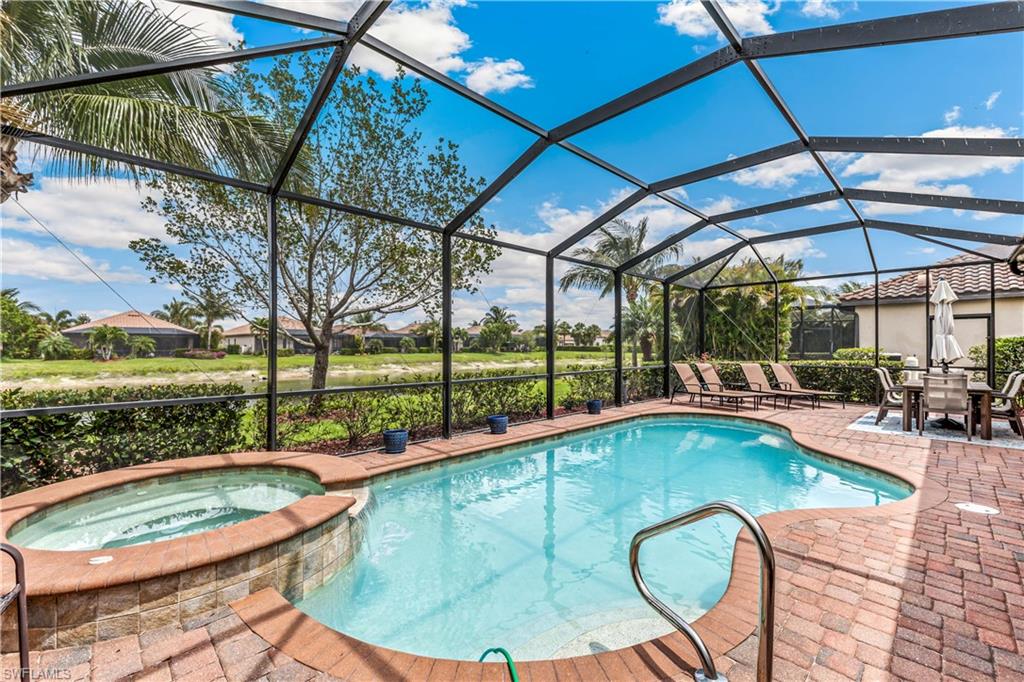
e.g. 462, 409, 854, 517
478, 647, 519, 682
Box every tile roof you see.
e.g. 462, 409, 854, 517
222, 317, 309, 336
839, 254, 1024, 303
62, 311, 198, 335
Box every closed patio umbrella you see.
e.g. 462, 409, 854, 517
929, 278, 965, 430
930, 278, 963, 372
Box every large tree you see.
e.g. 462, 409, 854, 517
133, 54, 498, 389
559, 217, 682, 303
1, 0, 283, 202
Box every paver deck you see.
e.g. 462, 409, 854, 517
3, 400, 1022, 681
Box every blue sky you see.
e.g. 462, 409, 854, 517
3, 0, 1022, 333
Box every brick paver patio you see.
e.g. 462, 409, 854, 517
3, 401, 1022, 681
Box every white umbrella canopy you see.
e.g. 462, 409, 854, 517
930, 279, 963, 367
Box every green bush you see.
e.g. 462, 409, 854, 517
272, 370, 545, 452
625, 367, 664, 402
366, 339, 385, 354
559, 365, 615, 410
833, 347, 881, 362
399, 337, 417, 354
970, 336, 1024, 377
0, 384, 251, 496
225, 344, 242, 355
277, 348, 296, 357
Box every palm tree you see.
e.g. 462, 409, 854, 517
0, 288, 40, 312
1, 0, 287, 202
559, 217, 683, 303
152, 299, 198, 328
348, 311, 386, 333
482, 305, 516, 327
189, 289, 233, 349
38, 309, 76, 331
87, 324, 128, 360
555, 320, 572, 346
623, 298, 661, 366
250, 316, 270, 355
38, 332, 74, 360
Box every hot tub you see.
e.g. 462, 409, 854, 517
8, 467, 325, 551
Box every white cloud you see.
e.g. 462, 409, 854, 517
983, 91, 1002, 111
464, 58, 533, 95
1, 238, 145, 284
657, 0, 778, 38
841, 124, 1023, 216
154, 1, 243, 48
800, 0, 841, 19
739, 229, 824, 260
726, 153, 821, 189
701, 196, 741, 216
289, 0, 534, 95
943, 105, 962, 125
4, 178, 166, 249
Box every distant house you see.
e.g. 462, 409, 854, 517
220, 317, 429, 354
221, 317, 323, 354
839, 253, 1024, 366
365, 323, 429, 350
61, 311, 199, 357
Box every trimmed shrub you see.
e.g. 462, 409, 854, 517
399, 337, 417, 354
225, 344, 242, 355
277, 348, 296, 357
366, 339, 385, 354
559, 365, 615, 410
0, 384, 250, 496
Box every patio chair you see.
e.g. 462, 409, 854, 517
735, 363, 814, 409
770, 363, 846, 408
991, 372, 1024, 438
671, 363, 761, 412
693, 362, 777, 410
872, 367, 904, 425
919, 373, 972, 440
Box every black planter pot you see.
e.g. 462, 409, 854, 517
486, 415, 509, 434
586, 399, 603, 415
383, 429, 408, 454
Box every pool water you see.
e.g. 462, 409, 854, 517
296, 416, 910, 660
9, 467, 324, 551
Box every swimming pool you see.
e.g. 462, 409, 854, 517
295, 416, 910, 660
9, 467, 325, 551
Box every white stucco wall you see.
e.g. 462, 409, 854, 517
852, 296, 1024, 366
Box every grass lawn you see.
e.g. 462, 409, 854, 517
0, 350, 614, 381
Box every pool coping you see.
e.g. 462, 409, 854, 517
0, 451, 368, 596
227, 401, 949, 680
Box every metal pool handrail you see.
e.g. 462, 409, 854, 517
1, 544, 30, 680
628, 501, 776, 682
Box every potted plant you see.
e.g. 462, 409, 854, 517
486, 414, 508, 434
383, 428, 408, 454
587, 399, 602, 415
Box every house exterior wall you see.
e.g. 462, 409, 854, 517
851, 296, 1024, 366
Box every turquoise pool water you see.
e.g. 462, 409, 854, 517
296, 416, 910, 660
9, 467, 324, 551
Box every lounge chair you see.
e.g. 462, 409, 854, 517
770, 363, 846, 408
670, 362, 762, 412
693, 363, 777, 409
872, 367, 904, 425
736, 363, 816, 409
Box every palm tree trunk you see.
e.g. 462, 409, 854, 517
1, 135, 34, 203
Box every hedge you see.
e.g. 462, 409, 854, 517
0, 384, 251, 496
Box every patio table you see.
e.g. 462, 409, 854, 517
898, 380, 993, 440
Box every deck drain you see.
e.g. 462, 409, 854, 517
955, 502, 999, 515
88, 555, 113, 565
